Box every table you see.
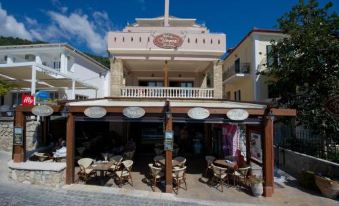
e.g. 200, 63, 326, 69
91, 162, 114, 185
158, 159, 180, 167
214, 160, 238, 170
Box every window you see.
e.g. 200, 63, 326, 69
234, 90, 241, 101
234, 58, 240, 73
225, 91, 231, 100
169, 81, 193, 88
75, 95, 88, 100
266, 45, 274, 67
53, 61, 61, 69
11, 93, 23, 106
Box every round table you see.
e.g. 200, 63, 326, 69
214, 159, 238, 170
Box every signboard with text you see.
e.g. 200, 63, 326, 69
22, 95, 34, 106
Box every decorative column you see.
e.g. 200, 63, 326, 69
66, 112, 75, 184
110, 58, 124, 97
164, 60, 169, 87
13, 110, 26, 162
213, 61, 223, 99
31, 66, 37, 96
263, 110, 274, 197
60, 52, 68, 73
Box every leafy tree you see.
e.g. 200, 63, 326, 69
0, 36, 46, 46
0, 80, 15, 96
264, 0, 339, 141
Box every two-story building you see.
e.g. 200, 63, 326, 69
0, 43, 110, 108
223, 29, 285, 102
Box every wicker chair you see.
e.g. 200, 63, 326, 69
109, 155, 123, 172
234, 166, 251, 187
211, 163, 228, 192
204, 155, 216, 176
172, 166, 187, 194
77, 158, 96, 182
153, 155, 165, 167
173, 156, 186, 168
115, 160, 133, 187
148, 164, 164, 191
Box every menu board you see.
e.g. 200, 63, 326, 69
250, 132, 262, 163
13, 127, 23, 145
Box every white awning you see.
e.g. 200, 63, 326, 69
67, 99, 166, 107
169, 100, 266, 109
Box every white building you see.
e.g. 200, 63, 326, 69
0, 43, 110, 108
222, 29, 285, 102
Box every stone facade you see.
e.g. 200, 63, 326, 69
0, 118, 39, 152
110, 58, 124, 97
8, 168, 66, 188
213, 61, 223, 99
8, 161, 66, 188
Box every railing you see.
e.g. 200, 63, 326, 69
223, 63, 250, 81
121, 87, 214, 99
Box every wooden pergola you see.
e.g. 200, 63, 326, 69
12, 98, 296, 197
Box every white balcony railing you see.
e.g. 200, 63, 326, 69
121, 87, 214, 99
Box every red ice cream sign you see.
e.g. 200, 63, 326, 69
22, 95, 34, 106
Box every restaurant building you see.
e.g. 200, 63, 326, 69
10, 0, 296, 198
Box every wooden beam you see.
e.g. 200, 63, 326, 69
263, 115, 274, 197
66, 113, 75, 184
164, 60, 169, 87
271, 108, 296, 117
13, 111, 26, 162
165, 102, 173, 193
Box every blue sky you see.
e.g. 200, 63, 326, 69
0, 0, 337, 55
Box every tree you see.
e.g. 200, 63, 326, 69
264, 0, 339, 141
0, 80, 15, 96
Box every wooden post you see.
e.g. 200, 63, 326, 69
13, 111, 26, 162
245, 126, 251, 165
165, 108, 173, 193
66, 112, 75, 184
164, 60, 169, 87
263, 112, 274, 197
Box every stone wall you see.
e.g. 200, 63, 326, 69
275, 147, 339, 178
8, 161, 66, 188
0, 118, 40, 152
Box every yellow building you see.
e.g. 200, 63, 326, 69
222, 29, 285, 102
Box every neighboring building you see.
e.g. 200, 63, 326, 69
222, 29, 285, 102
107, 1, 226, 99
0, 44, 110, 108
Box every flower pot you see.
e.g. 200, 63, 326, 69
250, 183, 263, 197
315, 175, 339, 199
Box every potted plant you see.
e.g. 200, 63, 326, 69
314, 174, 339, 199
248, 175, 264, 197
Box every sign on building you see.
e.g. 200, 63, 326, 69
22, 95, 34, 106
84, 107, 107, 118
31, 105, 54, 117
227, 109, 249, 121
187, 107, 210, 120
153, 33, 183, 49
123, 107, 145, 119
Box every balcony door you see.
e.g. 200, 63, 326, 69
169, 81, 193, 88
139, 81, 164, 87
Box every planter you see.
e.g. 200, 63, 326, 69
250, 183, 263, 197
315, 175, 339, 199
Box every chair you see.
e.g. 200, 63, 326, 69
123, 151, 135, 160
173, 156, 186, 168
172, 166, 187, 194
77, 158, 96, 182
204, 155, 216, 176
115, 160, 133, 187
153, 155, 165, 167
148, 164, 164, 191
211, 164, 228, 192
234, 166, 251, 187
154, 147, 163, 156
109, 155, 123, 171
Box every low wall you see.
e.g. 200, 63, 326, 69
0, 118, 39, 152
275, 146, 339, 178
8, 160, 66, 187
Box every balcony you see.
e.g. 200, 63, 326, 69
223, 63, 251, 82
121, 87, 214, 99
